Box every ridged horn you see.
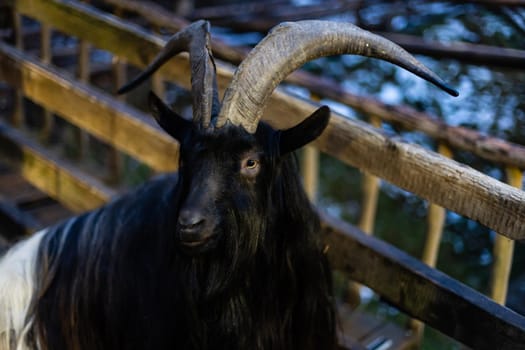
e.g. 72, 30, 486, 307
118, 20, 219, 129
216, 20, 458, 134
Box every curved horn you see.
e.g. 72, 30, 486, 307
216, 20, 458, 134
118, 20, 219, 129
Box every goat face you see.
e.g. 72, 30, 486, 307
149, 92, 329, 255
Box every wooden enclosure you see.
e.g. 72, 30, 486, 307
1, 0, 525, 348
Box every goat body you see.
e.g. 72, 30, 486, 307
0, 115, 336, 350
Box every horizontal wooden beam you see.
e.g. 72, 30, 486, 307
0, 121, 115, 212
379, 31, 525, 69
314, 107, 525, 240
321, 212, 525, 350
12, 0, 525, 240
0, 42, 179, 173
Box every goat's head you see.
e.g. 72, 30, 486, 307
147, 91, 329, 255
119, 20, 457, 254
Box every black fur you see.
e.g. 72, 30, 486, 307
23, 97, 336, 349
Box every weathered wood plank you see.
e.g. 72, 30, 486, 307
0, 42, 179, 172
315, 104, 525, 240
0, 121, 115, 212
321, 212, 525, 350
378, 31, 525, 69
490, 167, 522, 304
12, 0, 525, 239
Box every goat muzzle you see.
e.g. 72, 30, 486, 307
177, 211, 216, 248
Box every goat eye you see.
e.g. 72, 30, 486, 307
241, 157, 260, 177
245, 159, 258, 169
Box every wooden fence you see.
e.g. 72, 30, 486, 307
1, 0, 525, 348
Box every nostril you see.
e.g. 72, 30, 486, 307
178, 210, 205, 229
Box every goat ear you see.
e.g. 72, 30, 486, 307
279, 106, 330, 156
148, 91, 192, 141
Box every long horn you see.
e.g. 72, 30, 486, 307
118, 20, 219, 128
216, 20, 458, 134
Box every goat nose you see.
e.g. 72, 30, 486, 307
178, 210, 205, 229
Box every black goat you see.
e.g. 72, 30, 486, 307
0, 20, 456, 350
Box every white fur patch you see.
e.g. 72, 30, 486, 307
0, 230, 46, 350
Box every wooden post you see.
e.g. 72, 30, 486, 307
302, 145, 319, 202
109, 55, 126, 183
422, 204, 447, 265
78, 41, 91, 82
112, 56, 126, 101
490, 166, 522, 304
422, 144, 453, 266
301, 93, 321, 203
358, 115, 381, 235
40, 22, 54, 143
12, 10, 24, 127
151, 28, 166, 98
349, 115, 383, 309
152, 73, 165, 97
411, 143, 453, 343
76, 40, 91, 159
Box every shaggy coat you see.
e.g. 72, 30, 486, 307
0, 97, 337, 350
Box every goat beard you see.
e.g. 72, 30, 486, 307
177, 205, 267, 302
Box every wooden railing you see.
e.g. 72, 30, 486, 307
1, 0, 525, 348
